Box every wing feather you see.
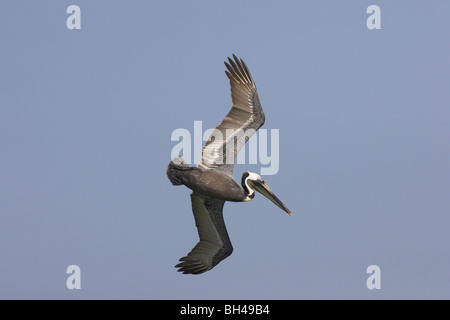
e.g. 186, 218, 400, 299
175, 193, 233, 275
198, 55, 265, 175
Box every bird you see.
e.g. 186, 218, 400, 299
167, 55, 291, 275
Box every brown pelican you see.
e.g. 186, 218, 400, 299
167, 55, 291, 275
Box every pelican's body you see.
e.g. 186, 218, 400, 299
167, 55, 291, 274
168, 161, 248, 202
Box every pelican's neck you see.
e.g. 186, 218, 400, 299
241, 172, 260, 199
244, 178, 255, 197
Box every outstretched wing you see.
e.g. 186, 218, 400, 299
198, 55, 265, 176
175, 193, 233, 274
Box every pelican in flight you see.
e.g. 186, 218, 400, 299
167, 55, 291, 274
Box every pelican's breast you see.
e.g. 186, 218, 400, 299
183, 169, 247, 202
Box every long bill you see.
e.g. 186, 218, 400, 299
251, 180, 292, 215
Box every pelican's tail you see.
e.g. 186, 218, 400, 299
167, 156, 189, 186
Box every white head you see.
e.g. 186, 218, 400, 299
241, 171, 291, 215
241, 172, 263, 197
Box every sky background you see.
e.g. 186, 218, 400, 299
1, 1, 449, 299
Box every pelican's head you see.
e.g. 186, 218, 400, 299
241, 172, 292, 215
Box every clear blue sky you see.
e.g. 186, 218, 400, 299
1, 1, 449, 299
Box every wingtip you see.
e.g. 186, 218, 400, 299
175, 257, 211, 275
224, 54, 254, 86
175, 264, 209, 275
